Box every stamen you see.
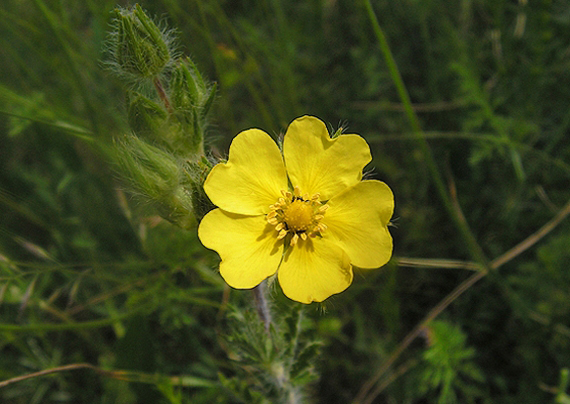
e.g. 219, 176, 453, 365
267, 217, 278, 225
266, 187, 328, 246
290, 233, 299, 246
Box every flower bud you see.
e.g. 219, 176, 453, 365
115, 135, 179, 199
171, 58, 216, 118
170, 59, 204, 107
114, 135, 196, 228
170, 58, 201, 111
112, 5, 172, 79
168, 58, 217, 157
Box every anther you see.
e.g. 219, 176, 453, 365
290, 233, 299, 246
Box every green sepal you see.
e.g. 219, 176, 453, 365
170, 57, 202, 110
170, 57, 216, 118
201, 81, 217, 120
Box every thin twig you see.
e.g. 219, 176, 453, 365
0, 363, 99, 388
0, 362, 217, 389
395, 257, 481, 271
491, 200, 570, 268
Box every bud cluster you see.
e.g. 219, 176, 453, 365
109, 4, 174, 81
107, 5, 215, 228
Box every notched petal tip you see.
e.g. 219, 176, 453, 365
283, 116, 372, 200
277, 238, 353, 304
323, 180, 394, 269
203, 129, 288, 215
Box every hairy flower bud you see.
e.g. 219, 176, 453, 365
170, 58, 202, 111
112, 5, 172, 79
167, 58, 217, 157
170, 57, 216, 114
114, 135, 195, 228
115, 135, 179, 198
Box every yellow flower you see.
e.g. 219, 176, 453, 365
198, 116, 394, 304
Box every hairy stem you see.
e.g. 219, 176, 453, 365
153, 76, 172, 112
252, 280, 272, 332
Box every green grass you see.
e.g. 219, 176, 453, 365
2, 0, 570, 403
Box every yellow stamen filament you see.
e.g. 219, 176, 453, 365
266, 186, 329, 246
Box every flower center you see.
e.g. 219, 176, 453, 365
283, 200, 313, 232
266, 186, 329, 246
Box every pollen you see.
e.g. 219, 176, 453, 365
266, 186, 328, 246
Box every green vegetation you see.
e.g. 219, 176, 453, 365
1, 0, 570, 402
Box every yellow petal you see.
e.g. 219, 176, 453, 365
323, 180, 394, 268
204, 129, 288, 215
198, 209, 283, 288
277, 238, 353, 303
283, 116, 372, 200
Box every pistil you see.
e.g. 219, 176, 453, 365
266, 186, 328, 246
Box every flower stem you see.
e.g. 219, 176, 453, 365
153, 76, 172, 112
252, 280, 271, 332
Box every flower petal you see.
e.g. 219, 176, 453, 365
204, 129, 288, 215
322, 180, 394, 268
198, 209, 283, 288
283, 116, 372, 200
277, 238, 353, 303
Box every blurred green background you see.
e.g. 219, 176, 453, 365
1, 0, 570, 403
